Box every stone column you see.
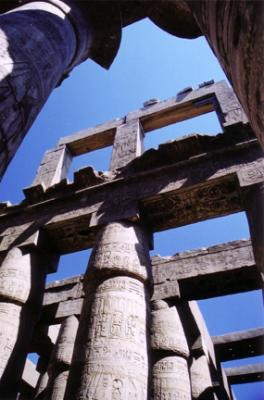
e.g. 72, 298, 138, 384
0, 0, 92, 179
185, 1, 264, 149
190, 355, 214, 399
34, 371, 49, 399
0, 247, 58, 399
151, 300, 192, 400
243, 182, 264, 286
44, 316, 78, 400
65, 221, 152, 399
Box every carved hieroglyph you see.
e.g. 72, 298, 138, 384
65, 221, 152, 400
152, 356, 191, 400
151, 300, 191, 400
45, 315, 79, 400
0, 247, 51, 398
0, 247, 33, 378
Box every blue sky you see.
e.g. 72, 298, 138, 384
0, 18, 263, 399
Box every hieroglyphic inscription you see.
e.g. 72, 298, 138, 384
152, 356, 192, 400
65, 221, 152, 399
46, 316, 79, 400
151, 300, 189, 357
0, 302, 21, 377
190, 355, 213, 399
237, 163, 264, 187
0, 247, 31, 303
68, 276, 149, 399
110, 120, 144, 171
87, 222, 152, 281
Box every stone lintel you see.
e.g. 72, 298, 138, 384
0, 137, 262, 254
37, 240, 260, 325
58, 81, 249, 157
225, 364, 264, 385
213, 328, 264, 362
152, 239, 261, 300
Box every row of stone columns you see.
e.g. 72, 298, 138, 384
0, 184, 263, 399
0, 194, 263, 399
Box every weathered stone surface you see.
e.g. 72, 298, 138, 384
0, 0, 91, 179
152, 356, 192, 400
190, 355, 213, 399
152, 239, 260, 300
0, 133, 262, 255
151, 300, 189, 357
110, 120, 144, 171
186, 1, 264, 149
65, 222, 152, 399
0, 247, 57, 399
37, 240, 260, 325
86, 222, 152, 281
45, 316, 79, 400
213, 328, 264, 361
225, 364, 264, 385
59, 81, 249, 159
66, 277, 149, 399
31, 146, 72, 190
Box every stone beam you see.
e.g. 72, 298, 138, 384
0, 133, 262, 255
152, 239, 261, 300
225, 364, 264, 385
213, 328, 264, 362
38, 240, 261, 325
59, 81, 249, 156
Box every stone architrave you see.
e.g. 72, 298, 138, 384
152, 356, 191, 400
45, 315, 79, 400
64, 221, 152, 400
0, 247, 58, 399
0, 0, 92, 179
151, 300, 191, 400
190, 355, 214, 399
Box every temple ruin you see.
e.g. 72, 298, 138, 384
0, 79, 263, 399
0, 1, 263, 400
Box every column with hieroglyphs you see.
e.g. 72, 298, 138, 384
44, 315, 78, 400
151, 300, 192, 400
0, 247, 58, 399
65, 221, 152, 399
0, 0, 92, 179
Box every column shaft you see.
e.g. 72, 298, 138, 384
0, 0, 91, 179
45, 316, 78, 400
0, 247, 57, 399
65, 221, 152, 399
151, 300, 191, 400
